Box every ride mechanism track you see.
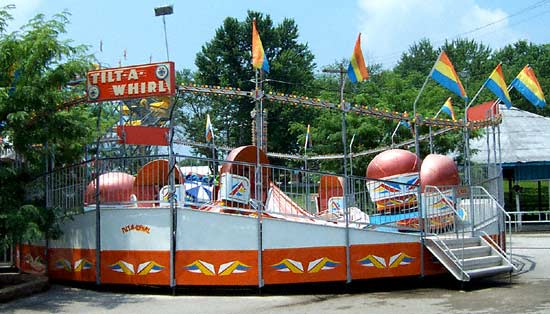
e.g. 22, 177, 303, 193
68, 83, 502, 160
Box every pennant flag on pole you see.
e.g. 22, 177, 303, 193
123, 49, 127, 61
485, 63, 513, 109
430, 51, 468, 101
252, 18, 270, 73
99, 40, 103, 52
304, 124, 312, 151
205, 114, 214, 143
440, 97, 456, 120
511, 65, 546, 108
347, 33, 369, 83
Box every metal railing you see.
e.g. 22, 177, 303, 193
423, 185, 470, 280
508, 210, 550, 231
423, 185, 466, 237
472, 186, 512, 258
35, 154, 429, 232
422, 184, 514, 279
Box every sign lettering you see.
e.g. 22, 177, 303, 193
87, 62, 175, 102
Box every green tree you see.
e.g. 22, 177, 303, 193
0, 9, 95, 247
190, 11, 316, 158
492, 41, 550, 116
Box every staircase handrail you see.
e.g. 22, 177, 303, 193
424, 185, 471, 280
474, 186, 513, 265
424, 185, 465, 224
427, 236, 470, 281
480, 231, 516, 271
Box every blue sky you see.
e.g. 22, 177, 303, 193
2, 0, 549, 72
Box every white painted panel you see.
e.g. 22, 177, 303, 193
350, 227, 420, 245
50, 211, 96, 249
177, 209, 258, 250
262, 219, 346, 249
101, 208, 170, 250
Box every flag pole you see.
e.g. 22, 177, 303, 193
253, 67, 264, 289
411, 58, 437, 157
429, 108, 443, 153
211, 131, 217, 178
323, 63, 351, 283
391, 121, 401, 147
304, 151, 309, 213
304, 126, 310, 213
463, 81, 487, 185
338, 63, 351, 284
410, 50, 441, 277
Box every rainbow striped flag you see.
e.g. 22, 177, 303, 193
511, 65, 546, 108
485, 63, 512, 109
440, 97, 456, 120
347, 33, 369, 83
252, 19, 270, 73
431, 51, 467, 101
304, 124, 312, 151
205, 114, 214, 143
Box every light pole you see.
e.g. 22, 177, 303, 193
155, 4, 174, 293
154, 5, 173, 61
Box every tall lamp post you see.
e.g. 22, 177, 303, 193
154, 5, 173, 61
155, 4, 175, 293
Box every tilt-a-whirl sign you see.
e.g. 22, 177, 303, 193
87, 62, 176, 102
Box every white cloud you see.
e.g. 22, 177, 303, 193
357, 0, 521, 67
0, 0, 43, 31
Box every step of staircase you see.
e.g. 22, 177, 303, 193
461, 255, 503, 271
467, 265, 514, 279
442, 237, 481, 249
426, 235, 513, 282
450, 245, 491, 259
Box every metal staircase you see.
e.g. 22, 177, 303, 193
425, 235, 514, 281
423, 185, 516, 282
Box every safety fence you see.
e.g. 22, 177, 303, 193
36, 154, 426, 231
508, 210, 550, 231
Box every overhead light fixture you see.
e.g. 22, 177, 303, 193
154, 5, 173, 16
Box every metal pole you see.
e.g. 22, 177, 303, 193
411, 73, 430, 278
464, 83, 486, 185
304, 156, 309, 213
94, 105, 102, 286
391, 122, 401, 147
429, 109, 442, 154
167, 96, 176, 293
321, 65, 351, 283
349, 133, 355, 178
337, 65, 351, 284
162, 15, 170, 61
254, 69, 264, 288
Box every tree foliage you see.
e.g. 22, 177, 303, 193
0, 9, 95, 247
186, 11, 316, 158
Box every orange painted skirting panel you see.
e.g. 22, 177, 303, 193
101, 250, 170, 285
350, 243, 422, 279
48, 248, 96, 282
176, 250, 258, 286
263, 246, 347, 284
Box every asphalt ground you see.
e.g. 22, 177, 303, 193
1, 232, 549, 314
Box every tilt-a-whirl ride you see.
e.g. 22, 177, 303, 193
18, 18, 538, 288
16, 59, 516, 289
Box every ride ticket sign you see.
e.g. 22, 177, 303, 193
86, 62, 176, 102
